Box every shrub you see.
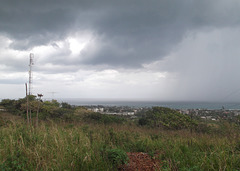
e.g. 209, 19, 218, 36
139, 107, 198, 130
105, 148, 128, 166
0, 150, 28, 171
0, 116, 5, 127
61, 102, 72, 109
84, 113, 126, 124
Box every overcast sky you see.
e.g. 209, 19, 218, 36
1, 0, 240, 102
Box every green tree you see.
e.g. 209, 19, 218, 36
139, 107, 197, 130
61, 102, 72, 109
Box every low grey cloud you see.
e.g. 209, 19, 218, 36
1, 0, 240, 68
0, 78, 25, 85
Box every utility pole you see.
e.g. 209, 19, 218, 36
36, 93, 43, 128
25, 83, 29, 125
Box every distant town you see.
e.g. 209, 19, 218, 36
85, 105, 240, 121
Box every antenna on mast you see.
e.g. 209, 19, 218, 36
29, 53, 34, 95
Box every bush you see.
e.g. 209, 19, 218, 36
138, 117, 149, 126
139, 107, 198, 130
0, 99, 22, 115
0, 116, 5, 127
105, 148, 128, 166
84, 113, 126, 124
0, 150, 28, 171
61, 102, 72, 109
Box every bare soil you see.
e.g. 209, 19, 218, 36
118, 152, 161, 171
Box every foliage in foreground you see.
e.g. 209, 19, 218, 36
104, 148, 129, 166
1, 99, 240, 170
0, 114, 240, 170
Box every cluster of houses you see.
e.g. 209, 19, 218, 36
87, 106, 136, 116
178, 108, 240, 121
87, 106, 240, 121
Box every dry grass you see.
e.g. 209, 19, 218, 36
0, 112, 240, 170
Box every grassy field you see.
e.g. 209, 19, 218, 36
1, 111, 240, 170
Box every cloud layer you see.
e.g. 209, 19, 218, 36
1, 0, 240, 101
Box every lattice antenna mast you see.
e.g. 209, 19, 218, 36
29, 53, 34, 95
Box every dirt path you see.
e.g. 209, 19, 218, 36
118, 152, 161, 171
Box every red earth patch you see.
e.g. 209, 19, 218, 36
118, 152, 161, 171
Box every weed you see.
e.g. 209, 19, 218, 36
105, 148, 129, 166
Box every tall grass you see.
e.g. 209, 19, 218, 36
0, 121, 113, 170
0, 118, 240, 170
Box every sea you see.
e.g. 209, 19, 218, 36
53, 98, 240, 110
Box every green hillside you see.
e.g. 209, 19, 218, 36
0, 98, 240, 170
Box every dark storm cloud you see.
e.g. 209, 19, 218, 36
0, 2, 76, 49
85, 0, 240, 67
1, 0, 240, 68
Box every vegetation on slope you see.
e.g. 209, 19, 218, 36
0, 97, 126, 125
1, 98, 240, 170
138, 107, 197, 130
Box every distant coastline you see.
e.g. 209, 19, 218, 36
1, 97, 240, 110
52, 98, 240, 110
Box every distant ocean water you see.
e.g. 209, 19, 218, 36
54, 98, 240, 110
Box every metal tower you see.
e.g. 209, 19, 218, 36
29, 53, 34, 95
